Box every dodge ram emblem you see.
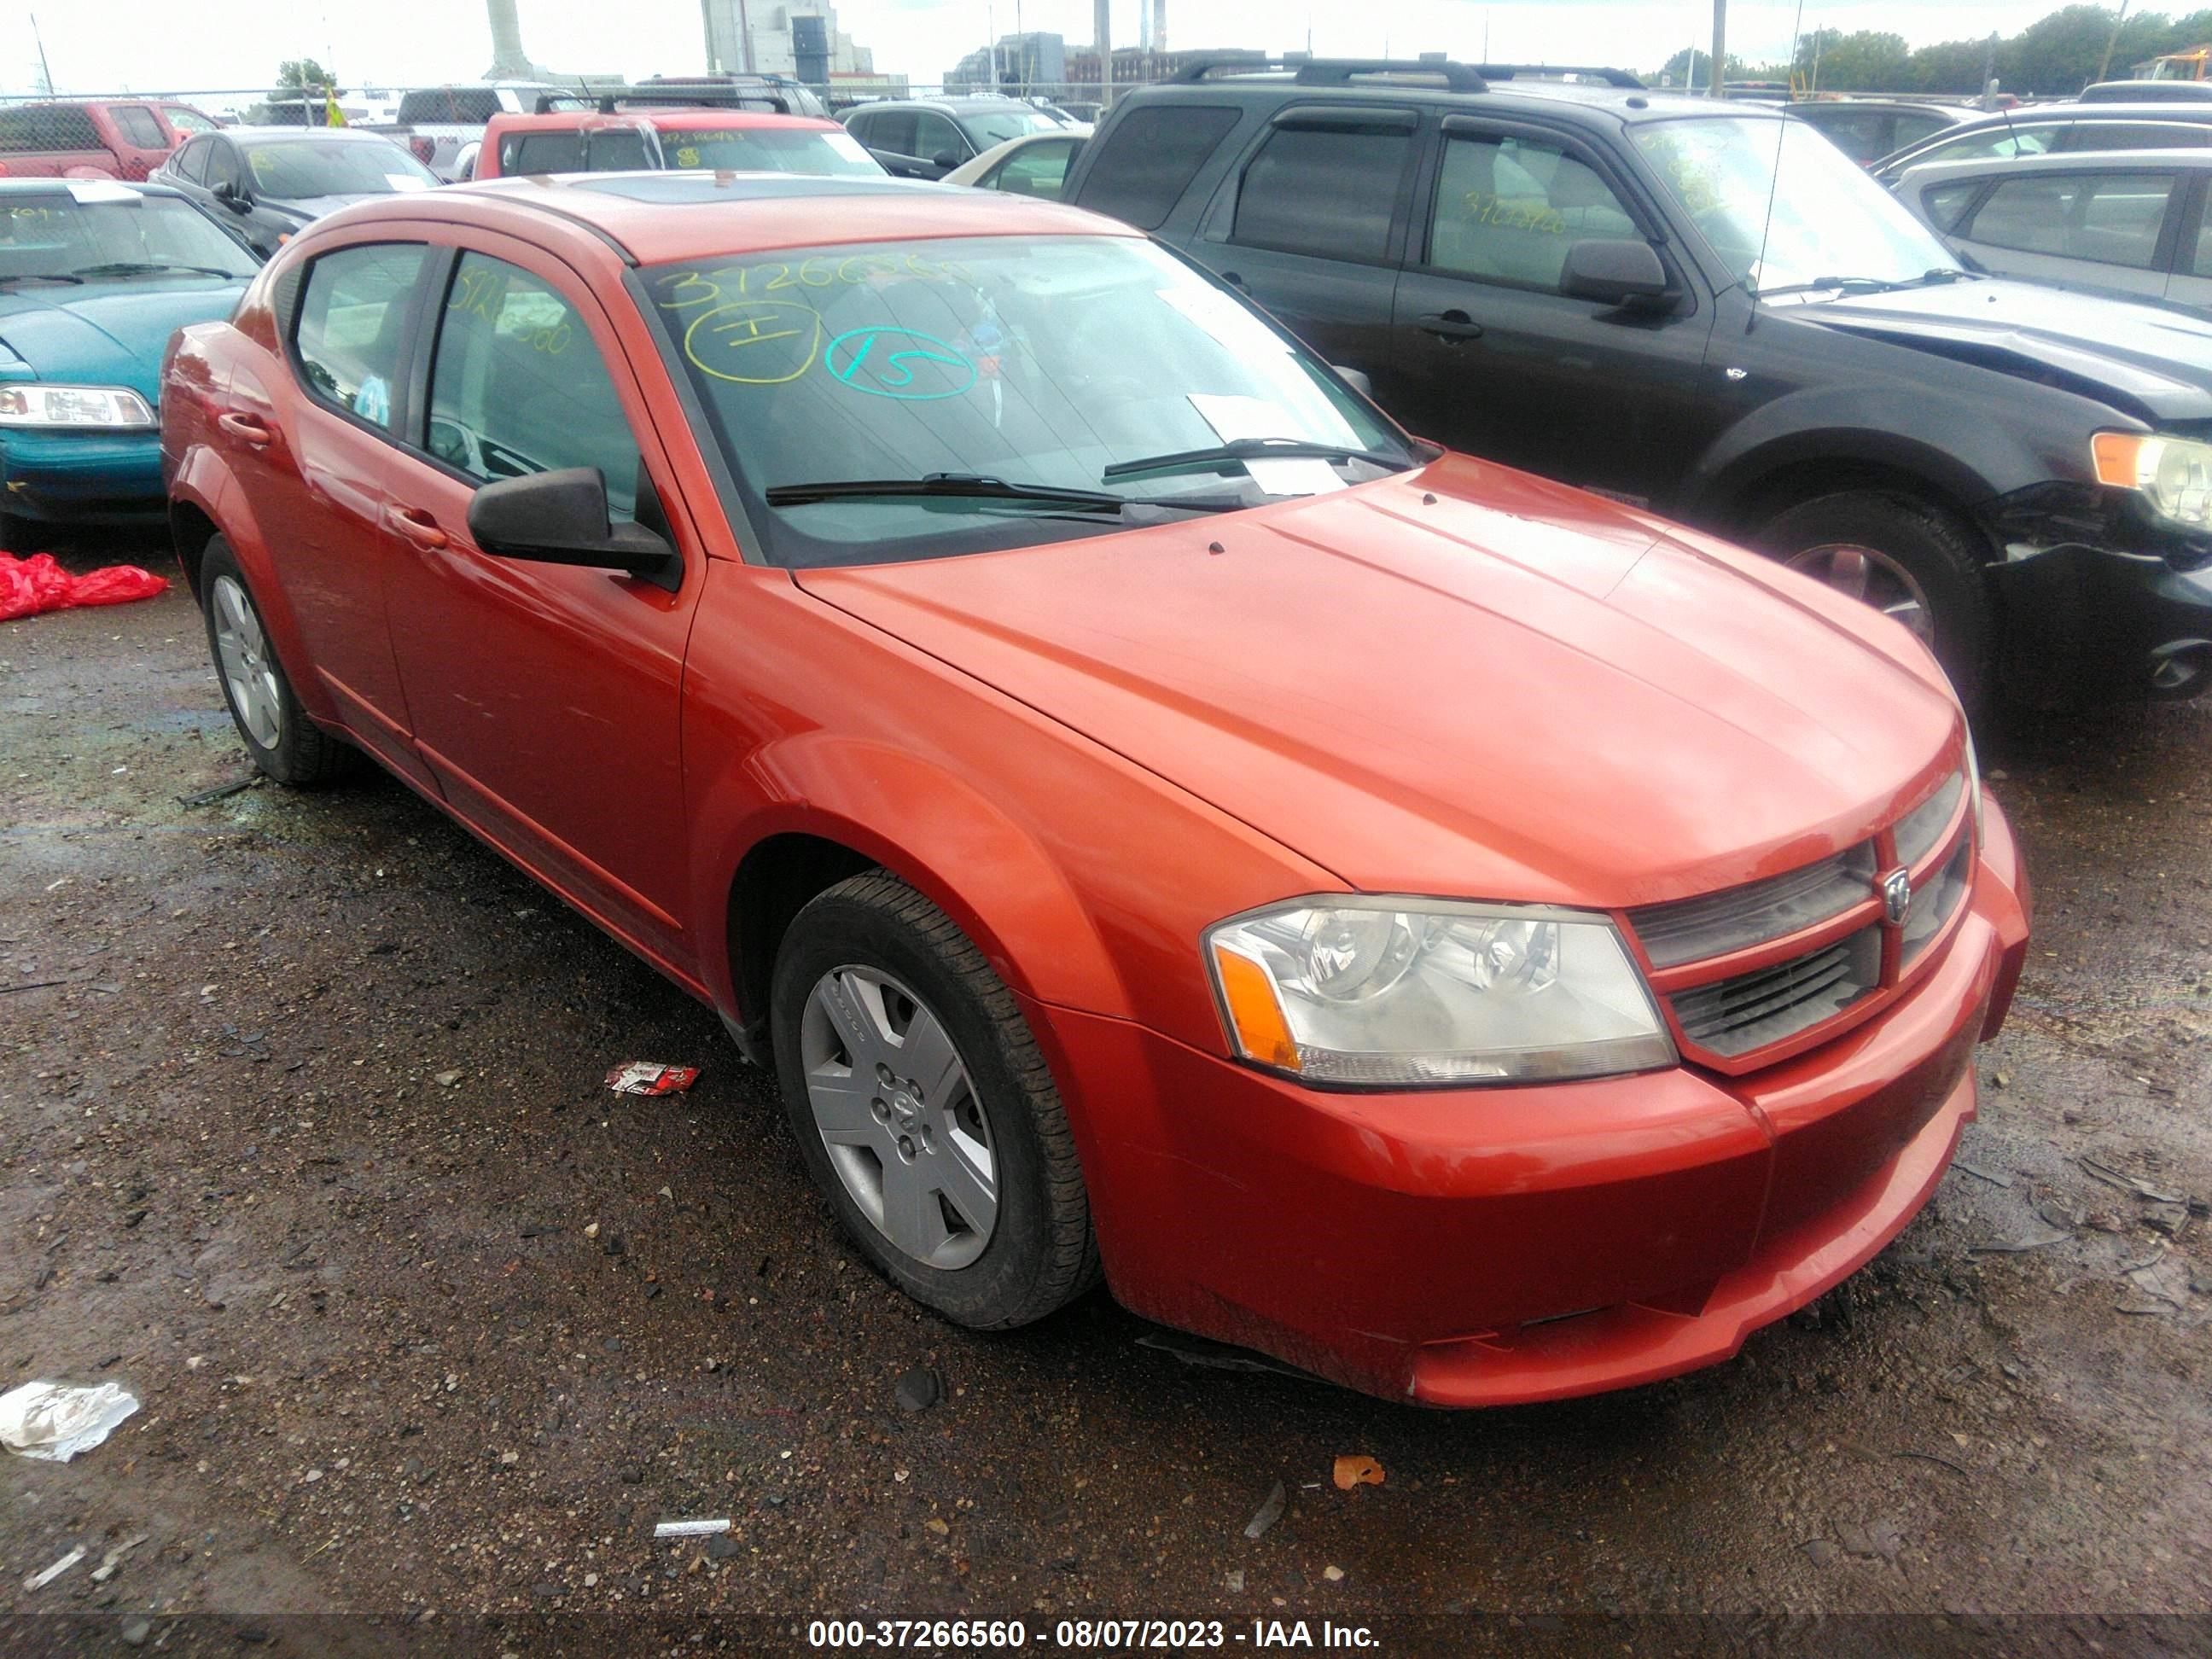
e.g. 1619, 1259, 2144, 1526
1882, 869, 1913, 926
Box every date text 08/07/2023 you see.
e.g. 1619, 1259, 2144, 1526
806, 1619, 1382, 1649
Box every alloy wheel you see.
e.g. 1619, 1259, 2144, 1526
800, 965, 998, 1270
1784, 542, 1936, 645
211, 573, 282, 750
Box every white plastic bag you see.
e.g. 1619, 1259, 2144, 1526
0, 1380, 140, 1462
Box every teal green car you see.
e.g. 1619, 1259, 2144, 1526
0, 178, 259, 549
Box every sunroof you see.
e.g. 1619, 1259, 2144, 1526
568, 173, 929, 204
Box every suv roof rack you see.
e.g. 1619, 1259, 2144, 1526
1471, 62, 1644, 89
1174, 56, 1491, 93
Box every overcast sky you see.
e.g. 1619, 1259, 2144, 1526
3, 0, 2065, 96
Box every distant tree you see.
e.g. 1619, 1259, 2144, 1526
1654, 47, 1747, 90
1796, 29, 1913, 91
276, 58, 333, 91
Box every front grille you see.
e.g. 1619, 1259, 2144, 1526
1669, 927, 1883, 1057
1630, 844, 1877, 969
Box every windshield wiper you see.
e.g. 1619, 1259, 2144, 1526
762, 473, 1237, 514
71, 261, 242, 280
0, 271, 84, 287
1756, 268, 1973, 299
1102, 437, 1408, 482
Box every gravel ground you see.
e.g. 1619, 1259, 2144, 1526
3, 544, 2210, 1641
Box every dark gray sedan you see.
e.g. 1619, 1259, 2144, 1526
151, 127, 440, 259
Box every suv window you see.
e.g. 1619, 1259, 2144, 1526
0, 105, 101, 153
861, 110, 917, 156
1965, 171, 2176, 269
502, 129, 654, 174
1892, 111, 1952, 150
294, 243, 429, 429
1803, 108, 1895, 166
1079, 104, 1240, 230
1425, 133, 1639, 289
171, 135, 212, 184
399, 88, 500, 125
2054, 121, 2211, 152
427, 253, 641, 519
1920, 178, 1982, 232
915, 111, 965, 162
1232, 124, 1412, 264
111, 106, 166, 149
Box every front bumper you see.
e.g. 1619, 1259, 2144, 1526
1031, 799, 2032, 1406
0, 428, 166, 527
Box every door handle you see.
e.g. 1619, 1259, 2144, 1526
386, 505, 450, 550
217, 410, 273, 446
1418, 311, 1485, 341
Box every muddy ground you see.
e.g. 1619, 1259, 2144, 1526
3, 543, 2209, 1644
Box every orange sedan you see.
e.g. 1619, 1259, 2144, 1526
160, 175, 2030, 1404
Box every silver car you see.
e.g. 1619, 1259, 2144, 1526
1895, 148, 2212, 313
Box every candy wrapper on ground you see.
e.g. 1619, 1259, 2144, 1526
606, 1062, 700, 1097
0, 553, 169, 621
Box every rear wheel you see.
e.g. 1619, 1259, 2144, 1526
771, 871, 1098, 1329
199, 536, 352, 787
1755, 491, 1993, 707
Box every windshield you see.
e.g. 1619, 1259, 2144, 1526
654, 126, 882, 176
242, 138, 438, 200
0, 191, 257, 282
649, 235, 1409, 568
1633, 116, 1959, 294
963, 109, 1067, 147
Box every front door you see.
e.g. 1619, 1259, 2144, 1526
1388, 119, 1718, 511
377, 237, 705, 976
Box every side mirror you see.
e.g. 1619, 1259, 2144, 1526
466, 468, 680, 592
1560, 239, 1672, 308
1332, 364, 1374, 399
212, 180, 249, 211
930, 149, 962, 172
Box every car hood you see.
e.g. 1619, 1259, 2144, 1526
263, 191, 396, 224
0, 282, 247, 403
1787, 276, 2212, 425
795, 459, 1962, 908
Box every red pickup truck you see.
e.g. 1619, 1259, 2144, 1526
0, 100, 222, 182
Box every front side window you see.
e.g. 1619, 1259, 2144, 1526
426, 253, 641, 519
913, 112, 965, 163
987, 139, 1078, 198
1633, 116, 1959, 293
1232, 125, 1413, 264
646, 234, 1411, 569
1965, 172, 2176, 270
1427, 134, 1639, 291
1076, 104, 1240, 230
244, 139, 438, 201
294, 243, 428, 428
111, 106, 167, 149
0, 191, 260, 284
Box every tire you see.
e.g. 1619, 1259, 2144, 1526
0, 511, 41, 553
198, 535, 352, 787
771, 871, 1099, 1329
1755, 491, 1994, 709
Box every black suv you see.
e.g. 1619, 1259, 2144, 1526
1064, 59, 2212, 706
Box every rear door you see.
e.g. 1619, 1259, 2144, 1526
1183, 105, 1419, 384
1388, 116, 1718, 505
1949, 166, 2185, 303
103, 104, 173, 180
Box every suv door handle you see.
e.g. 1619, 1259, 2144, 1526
386, 505, 450, 550
218, 411, 273, 446
1418, 311, 1485, 341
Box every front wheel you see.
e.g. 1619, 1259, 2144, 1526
771, 871, 1098, 1329
1755, 491, 1993, 708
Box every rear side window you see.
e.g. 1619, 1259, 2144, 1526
111, 106, 166, 148
2054, 122, 2212, 152
426, 253, 642, 519
1919, 178, 1982, 232
294, 243, 429, 429
1802, 108, 1894, 166
1232, 125, 1413, 264
862, 110, 917, 156
1917, 125, 2058, 167
503, 129, 653, 173
1965, 172, 2176, 269
0, 105, 101, 153
1077, 103, 1240, 230
1892, 111, 1951, 150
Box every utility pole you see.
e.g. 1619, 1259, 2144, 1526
2096, 0, 2132, 85
28, 10, 54, 96
1094, 0, 1111, 108
1710, 0, 1726, 97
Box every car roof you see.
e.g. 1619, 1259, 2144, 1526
486, 108, 837, 135
1954, 101, 2212, 125
1901, 147, 2212, 181
857, 97, 1050, 115
1113, 70, 1780, 130
224, 125, 409, 143
1791, 98, 1974, 116
311, 171, 1132, 265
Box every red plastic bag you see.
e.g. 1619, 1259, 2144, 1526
0, 553, 168, 621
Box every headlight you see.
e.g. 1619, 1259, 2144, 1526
1204, 898, 1676, 1087
1964, 728, 1986, 842
0, 384, 156, 430
2092, 430, 2212, 527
